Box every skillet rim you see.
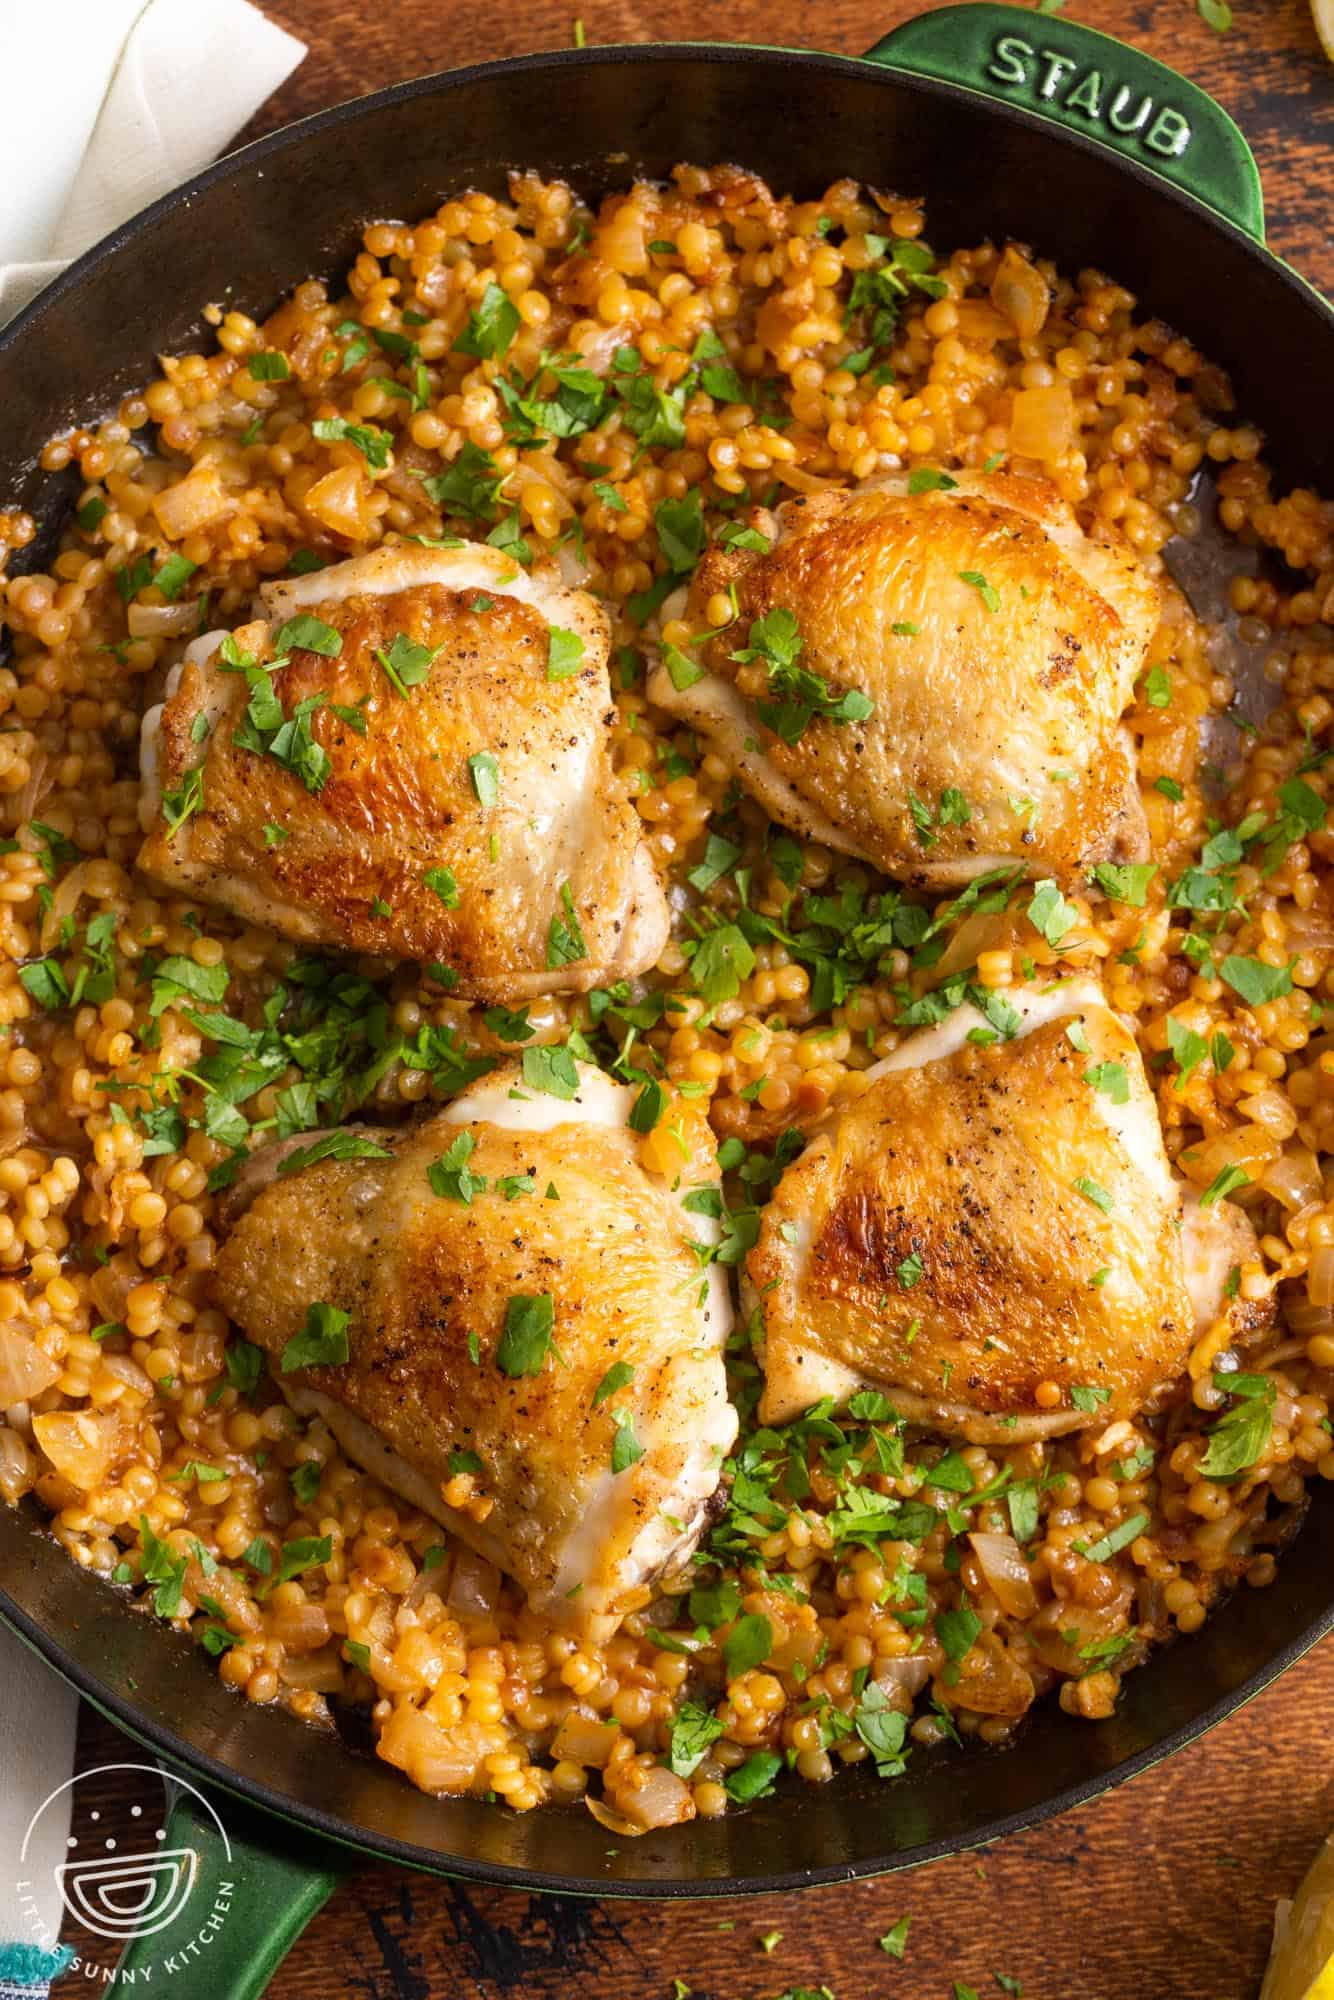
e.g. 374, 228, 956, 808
3, 1567, 1331, 1895
1, 35, 1332, 1896
0, 39, 1331, 385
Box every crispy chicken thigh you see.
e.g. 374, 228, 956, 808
749, 980, 1267, 1440
138, 544, 669, 1003
212, 1063, 736, 1641
649, 472, 1159, 887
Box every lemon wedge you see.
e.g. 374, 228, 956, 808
1262, 1833, 1334, 2000
1313, 0, 1334, 63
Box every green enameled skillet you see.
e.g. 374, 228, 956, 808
1, 9, 1331, 1993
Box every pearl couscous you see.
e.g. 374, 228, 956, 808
1, 164, 1332, 1828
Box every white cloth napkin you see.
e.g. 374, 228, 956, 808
0, 0, 307, 324
0, 0, 304, 1981
0, 1629, 80, 1987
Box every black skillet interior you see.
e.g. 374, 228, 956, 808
1, 44, 1332, 1890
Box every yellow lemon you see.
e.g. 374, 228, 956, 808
1313, 0, 1334, 63
1262, 1832, 1334, 2000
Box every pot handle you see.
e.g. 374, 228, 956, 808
862, 2, 1264, 243
113, 1776, 346, 2000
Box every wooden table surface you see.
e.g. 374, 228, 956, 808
59, 3, 1334, 1996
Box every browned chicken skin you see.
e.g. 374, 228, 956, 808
749, 980, 1268, 1440
649, 471, 1160, 887
138, 545, 669, 1002
212, 1063, 736, 1641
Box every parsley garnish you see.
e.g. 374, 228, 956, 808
279, 1300, 351, 1371
496, 1293, 555, 1376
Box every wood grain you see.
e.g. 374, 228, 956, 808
53, 6, 1334, 1998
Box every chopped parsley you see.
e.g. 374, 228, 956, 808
731, 607, 874, 743
1200, 1371, 1275, 1478
279, 1300, 351, 1372
496, 1292, 555, 1376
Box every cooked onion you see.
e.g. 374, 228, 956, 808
446, 1544, 500, 1616
377, 1705, 489, 1792
31, 1410, 120, 1489
1261, 1146, 1323, 1212
1186, 1123, 1280, 1190
1238, 1088, 1299, 1141
38, 859, 97, 951
128, 600, 200, 639
0, 1425, 34, 1503
1278, 1296, 1334, 1336
936, 1629, 1035, 1718
873, 1655, 931, 1702
98, 1351, 154, 1399
553, 1710, 621, 1768
13, 751, 50, 827
302, 464, 371, 539
592, 199, 648, 276
1010, 384, 1074, 464
0, 1324, 61, 1405
1309, 1246, 1334, 1309
152, 464, 234, 538
969, 1531, 1039, 1618
606, 1764, 693, 1831
584, 1795, 646, 1838
990, 246, 1050, 338
934, 909, 1008, 979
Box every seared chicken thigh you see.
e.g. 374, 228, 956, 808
650, 472, 1159, 887
749, 980, 1266, 1440
138, 544, 669, 1002
212, 1062, 736, 1640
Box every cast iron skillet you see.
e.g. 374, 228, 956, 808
1, 7, 1332, 1991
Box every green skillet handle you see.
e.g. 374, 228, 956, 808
862, 2, 1265, 243
113, 1777, 345, 1999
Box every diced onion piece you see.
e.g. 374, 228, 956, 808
990, 246, 1050, 338
303, 464, 372, 539
1309, 1245, 1334, 1309
98, 1351, 154, 1399
376, 1704, 493, 1793
1029, 1594, 1132, 1676
1183, 1123, 1280, 1191
31, 1409, 120, 1489
277, 1653, 343, 1693
1284, 1298, 1334, 1335
128, 600, 200, 639
951, 301, 1013, 345
593, 200, 649, 275
1260, 1145, 1323, 1212
178, 1326, 226, 1383
1010, 384, 1074, 465
873, 1655, 932, 1704
584, 1795, 646, 1838
934, 1628, 1035, 1718
773, 462, 840, 496
152, 465, 233, 538
0, 1423, 35, 1502
446, 1543, 500, 1617
552, 1711, 621, 1768
39, 860, 99, 951
267, 1600, 332, 1654
0, 1325, 61, 1405
934, 909, 1008, 980
0, 1424, 35, 1504
1239, 1088, 1299, 1141
969, 1531, 1039, 1619
606, 1763, 694, 1830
